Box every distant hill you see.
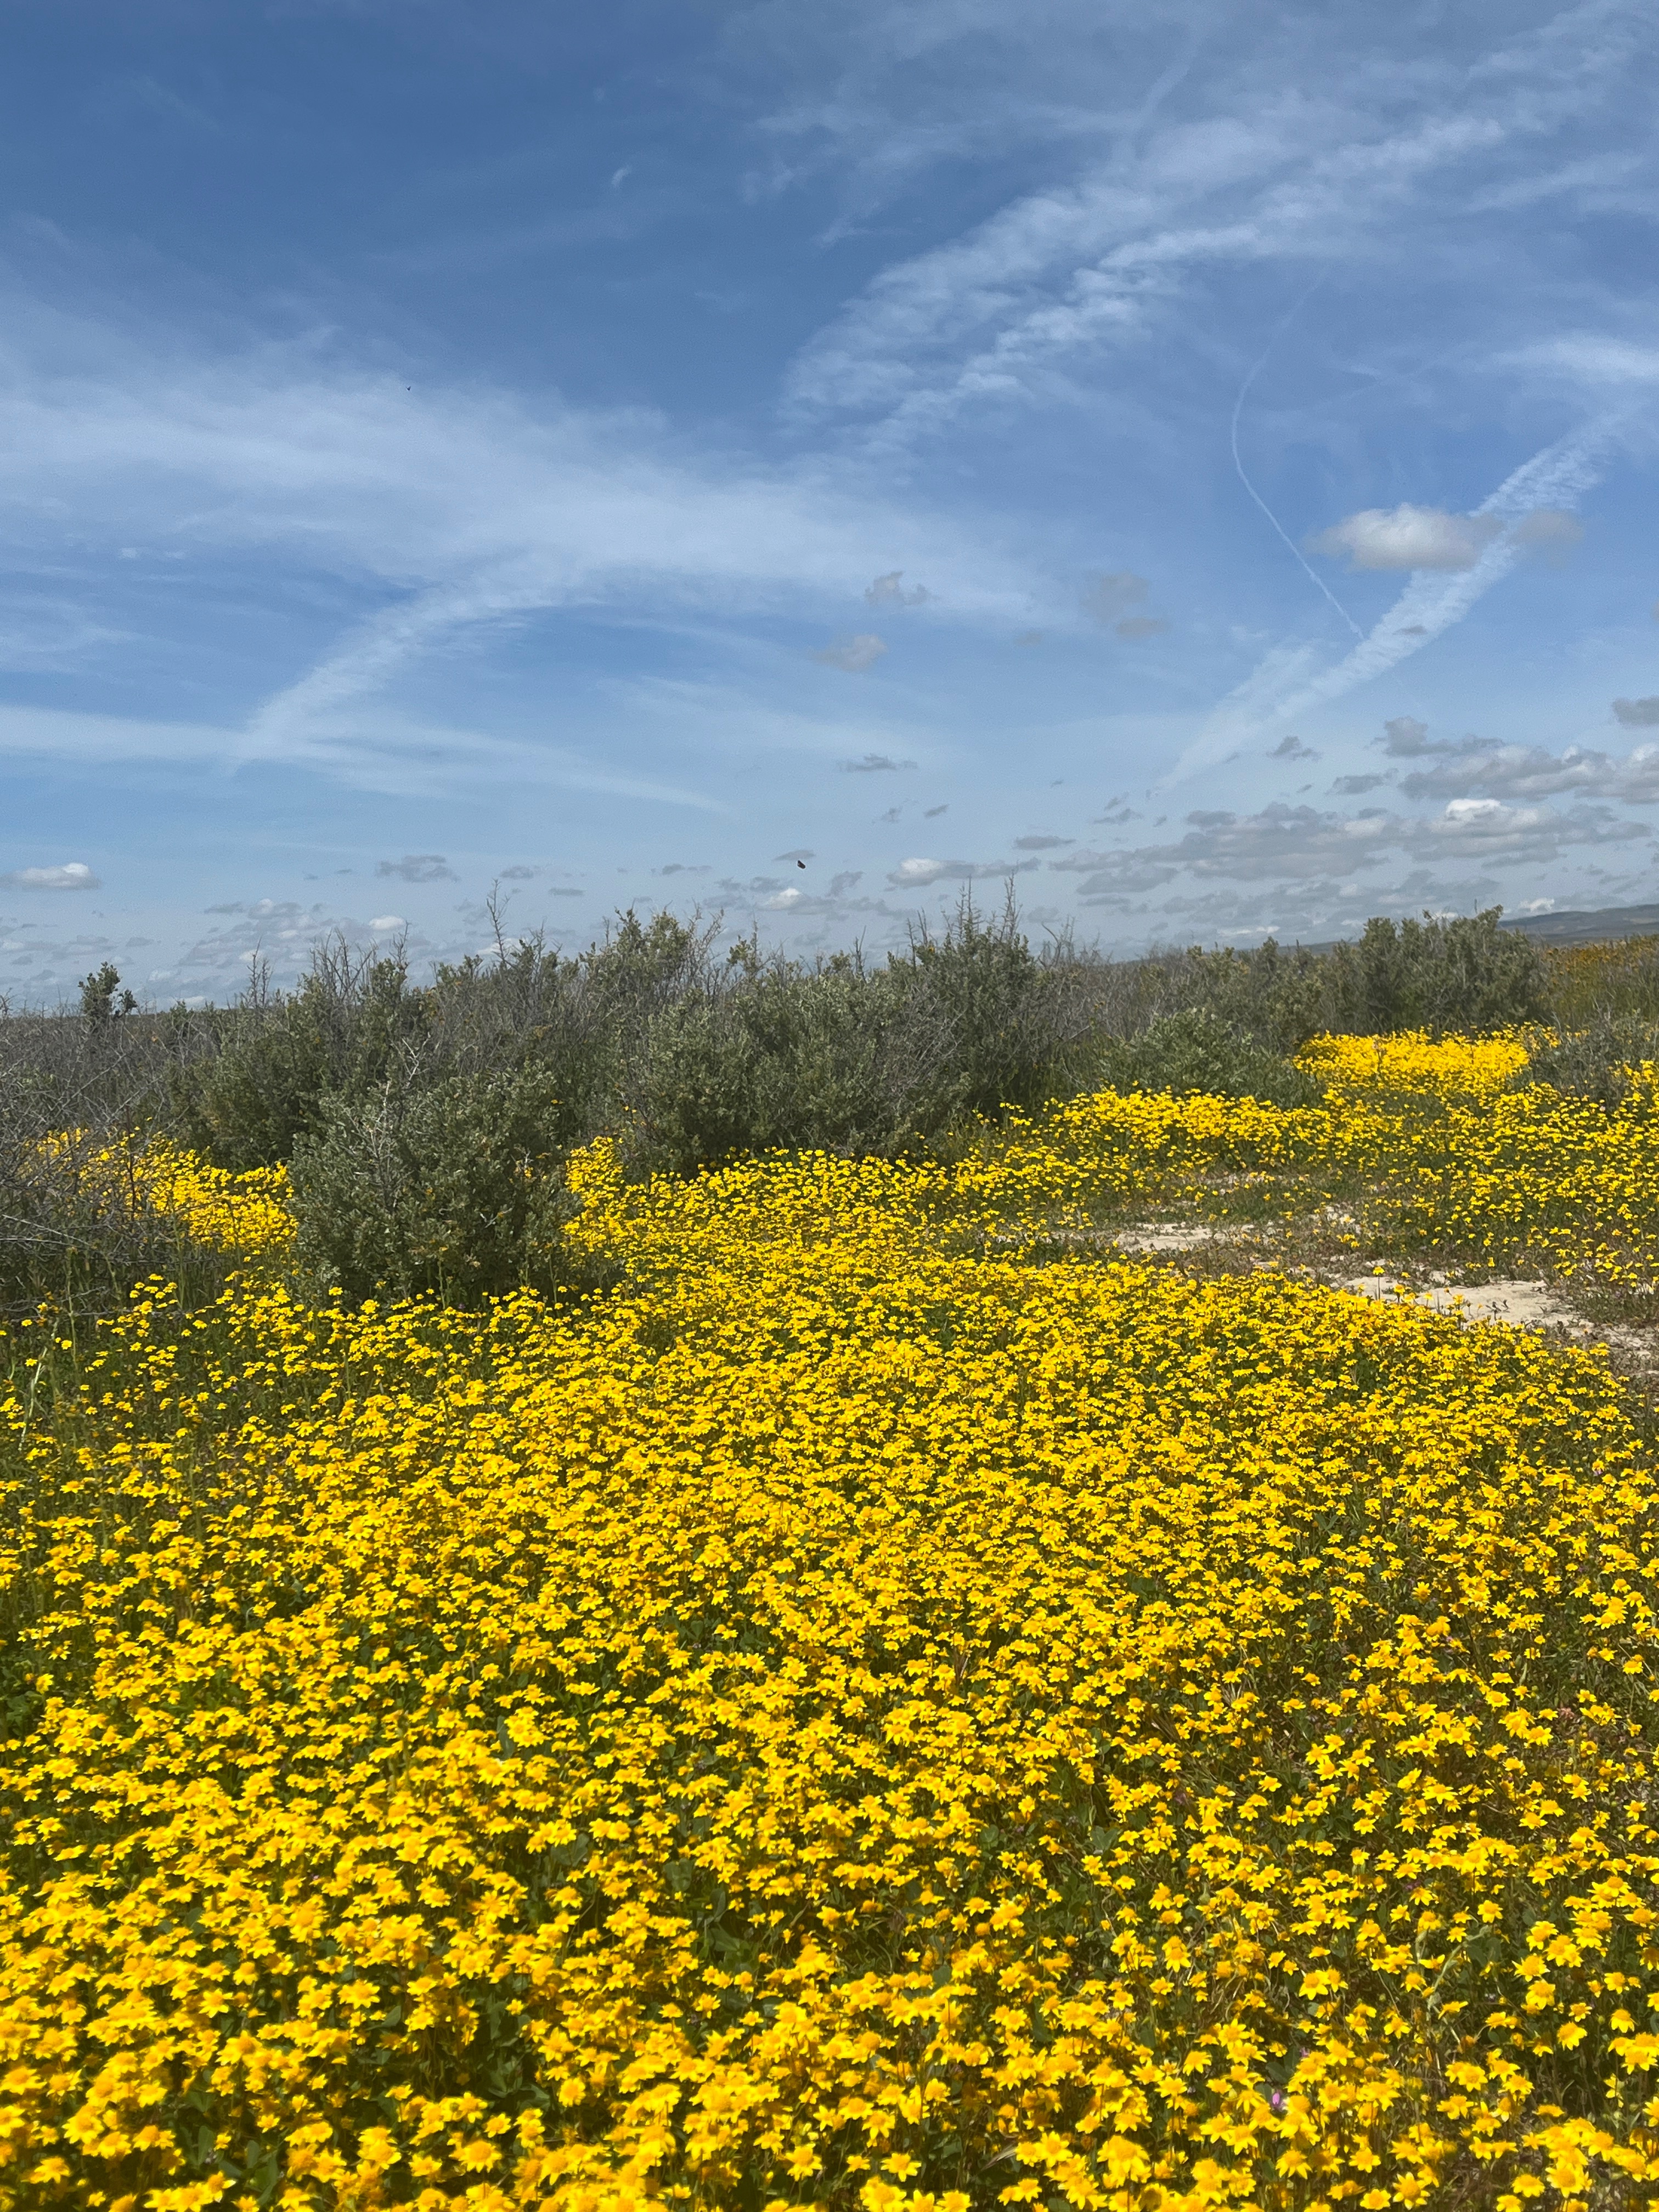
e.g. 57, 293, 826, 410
1497, 904, 1659, 948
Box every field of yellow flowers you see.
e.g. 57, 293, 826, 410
7, 1040, 1659, 2211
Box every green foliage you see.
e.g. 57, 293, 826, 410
78, 963, 137, 1025
288, 1065, 578, 1304
0, 893, 1592, 1313
627, 900, 1080, 1175
172, 947, 430, 1172
629, 966, 908, 1175
1325, 909, 1547, 1035
1542, 936, 1659, 1028
1097, 1009, 1322, 1106
1146, 910, 1548, 1050
1521, 1013, 1659, 1108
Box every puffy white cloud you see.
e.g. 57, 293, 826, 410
369, 913, 407, 932
813, 633, 888, 672
0, 861, 100, 891
1309, 505, 1503, 572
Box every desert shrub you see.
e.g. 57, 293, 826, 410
629, 964, 916, 1174
628, 902, 1087, 1175
1543, 934, 1659, 1027
1520, 1012, 1659, 1107
1121, 911, 1548, 1050
288, 1064, 578, 1304
895, 897, 1073, 1119
1097, 1008, 1322, 1105
1325, 909, 1547, 1034
0, 977, 228, 1315
172, 945, 431, 1171
1139, 939, 1333, 1053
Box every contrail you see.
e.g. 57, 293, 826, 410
1173, 417, 1617, 781
1228, 275, 1364, 641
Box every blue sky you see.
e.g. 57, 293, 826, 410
2, 0, 1658, 997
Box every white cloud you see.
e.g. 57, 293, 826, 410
1053, 785, 1645, 907
1176, 424, 1613, 777
0, 317, 1045, 776
1308, 505, 1503, 572
888, 854, 1040, 886
782, 5, 1643, 452
369, 913, 407, 932
0, 861, 100, 891
1398, 734, 1659, 805
812, 633, 888, 672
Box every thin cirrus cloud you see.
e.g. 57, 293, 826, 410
0, 0, 1653, 983
781, 3, 1645, 453
0, 316, 1039, 786
1176, 423, 1615, 779
376, 853, 456, 882
888, 855, 1040, 886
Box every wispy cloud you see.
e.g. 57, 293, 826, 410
1175, 421, 1617, 776
812, 633, 888, 672
0, 315, 1041, 781
888, 855, 1040, 886
376, 853, 456, 882
783, 2, 1647, 452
